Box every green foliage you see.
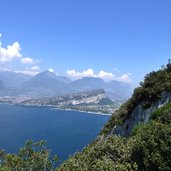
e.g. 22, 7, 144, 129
101, 61, 171, 135
58, 102, 171, 171
58, 136, 138, 171
130, 121, 171, 170
0, 140, 58, 171
150, 102, 171, 121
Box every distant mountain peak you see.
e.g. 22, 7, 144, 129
36, 70, 57, 78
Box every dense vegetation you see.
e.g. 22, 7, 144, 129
101, 61, 171, 135
58, 61, 171, 170
1, 61, 171, 170
0, 140, 58, 171
58, 102, 171, 171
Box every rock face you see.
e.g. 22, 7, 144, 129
111, 91, 171, 136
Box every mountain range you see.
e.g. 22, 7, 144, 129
0, 70, 133, 100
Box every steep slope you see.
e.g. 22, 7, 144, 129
101, 63, 171, 136
58, 62, 171, 170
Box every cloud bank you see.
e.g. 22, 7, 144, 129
67, 69, 132, 83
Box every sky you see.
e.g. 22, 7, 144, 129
0, 0, 171, 86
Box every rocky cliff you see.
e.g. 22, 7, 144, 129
111, 91, 171, 136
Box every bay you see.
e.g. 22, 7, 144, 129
0, 104, 109, 162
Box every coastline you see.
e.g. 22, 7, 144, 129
0, 102, 112, 116
50, 107, 112, 116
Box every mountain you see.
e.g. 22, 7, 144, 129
25, 71, 66, 88
70, 77, 105, 91
105, 80, 132, 100
0, 71, 31, 88
70, 77, 132, 100
0, 70, 133, 100
58, 62, 171, 170
55, 76, 71, 83
19, 89, 115, 114
18, 71, 73, 97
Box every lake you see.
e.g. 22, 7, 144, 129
0, 104, 110, 163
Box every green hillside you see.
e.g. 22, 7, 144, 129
58, 61, 171, 171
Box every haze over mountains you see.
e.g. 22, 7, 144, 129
0, 70, 133, 100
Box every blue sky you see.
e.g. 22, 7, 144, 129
0, 0, 171, 86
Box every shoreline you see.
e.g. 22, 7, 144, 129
0, 102, 112, 116
51, 107, 112, 116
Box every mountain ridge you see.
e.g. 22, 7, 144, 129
0, 70, 133, 100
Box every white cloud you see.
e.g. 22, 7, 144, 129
118, 74, 132, 84
0, 34, 39, 66
97, 70, 114, 80
67, 69, 95, 78
15, 68, 39, 76
15, 66, 40, 76
31, 65, 40, 71
0, 37, 22, 63
67, 68, 132, 83
21, 57, 36, 65
48, 68, 55, 73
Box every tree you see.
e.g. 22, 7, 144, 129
0, 140, 58, 171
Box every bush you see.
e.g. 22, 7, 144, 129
0, 140, 58, 171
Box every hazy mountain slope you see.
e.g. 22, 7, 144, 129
0, 71, 31, 88
105, 80, 132, 100
0, 71, 132, 100
70, 77, 133, 100
25, 71, 65, 88
70, 77, 105, 91
55, 76, 71, 83
18, 71, 73, 97
58, 62, 171, 170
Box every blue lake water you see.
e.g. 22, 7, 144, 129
0, 104, 109, 162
